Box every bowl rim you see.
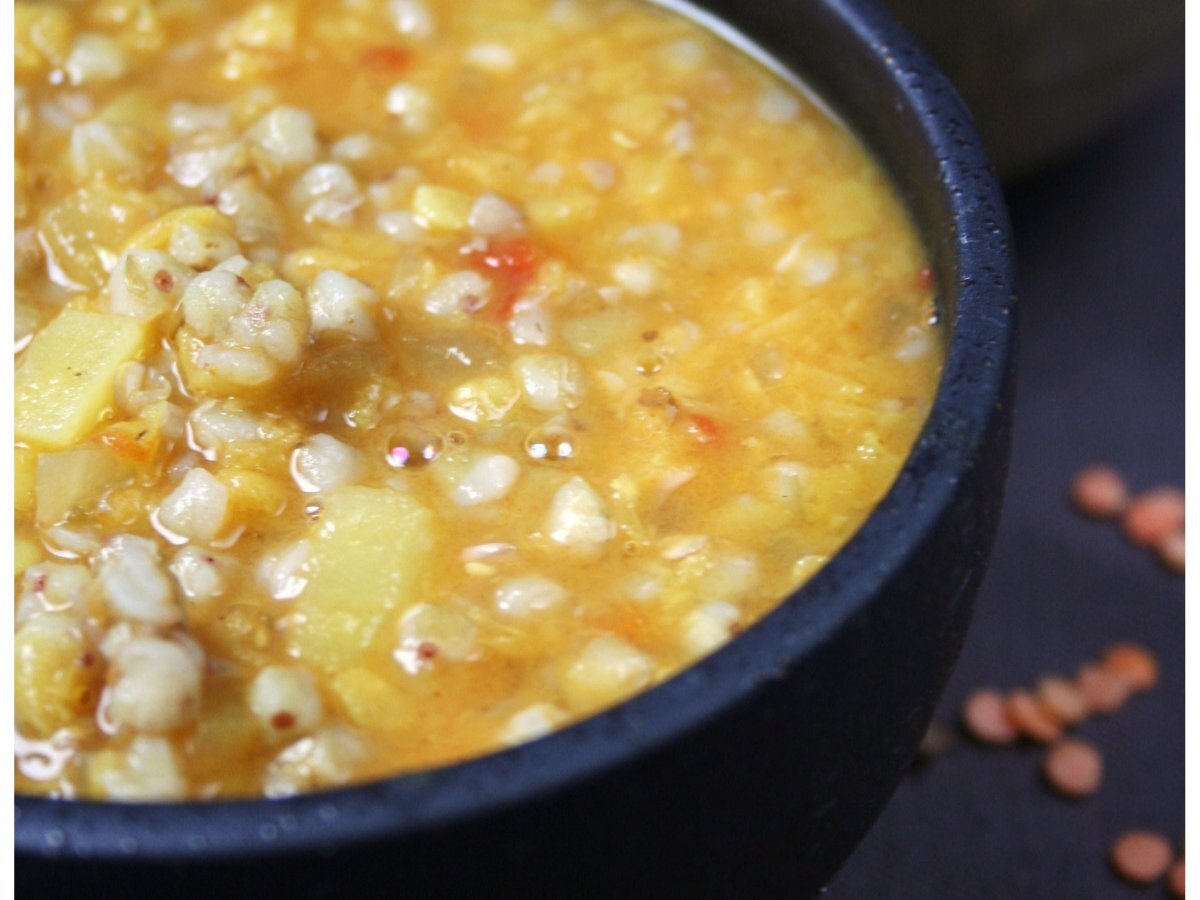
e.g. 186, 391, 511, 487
16, 0, 1015, 864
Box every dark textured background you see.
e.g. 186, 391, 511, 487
828, 83, 1185, 898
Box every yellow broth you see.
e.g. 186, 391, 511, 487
14, 0, 941, 799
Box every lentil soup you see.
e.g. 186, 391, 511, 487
14, 0, 942, 800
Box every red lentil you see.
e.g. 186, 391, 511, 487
1122, 487, 1185, 548
1041, 738, 1103, 798
1110, 831, 1174, 885
1100, 643, 1159, 693
1005, 690, 1063, 744
1159, 531, 1186, 574
1035, 675, 1089, 727
1077, 664, 1134, 716
961, 689, 1019, 746
1169, 859, 1186, 898
1071, 465, 1129, 519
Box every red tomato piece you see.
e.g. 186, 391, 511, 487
684, 413, 721, 445
360, 46, 412, 73
467, 236, 541, 319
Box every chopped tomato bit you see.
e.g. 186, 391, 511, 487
467, 236, 541, 319
360, 45, 413, 73
95, 426, 156, 464
916, 266, 934, 291
588, 604, 650, 642
683, 413, 721, 445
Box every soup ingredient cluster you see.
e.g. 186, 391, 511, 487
1070, 466, 1185, 574
14, 0, 941, 800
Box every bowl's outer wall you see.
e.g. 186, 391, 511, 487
16, 1, 1015, 896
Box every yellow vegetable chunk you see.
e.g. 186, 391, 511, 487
15, 537, 43, 577
331, 668, 414, 731
16, 310, 150, 450
15, 615, 102, 738
217, 468, 289, 523
15, 4, 74, 76
37, 184, 157, 290
288, 486, 435, 669
411, 185, 473, 231
35, 444, 134, 527
15, 447, 38, 516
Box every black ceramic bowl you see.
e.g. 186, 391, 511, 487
16, 1, 1015, 896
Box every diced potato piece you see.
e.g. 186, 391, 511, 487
15, 537, 43, 578
189, 689, 264, 781
216, 468, 288, 522
331, 668, 414, 731
15, 447, 38, 516
561, 308, 642, 358
36, 444, 134, 527
526, 191, 598, 232
193, 602, 275, 667
15, 4, 74, 76
288, 486, 435, 669
411, 185, 473, 231
15, 614, 101, 738
69, 120, 158, 182
227, 2, 299, 51
38, 184, 158, 291
16, 310, 150, 450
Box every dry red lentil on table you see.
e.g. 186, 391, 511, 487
940, 464, 1183, 891
14, 0, 942, 799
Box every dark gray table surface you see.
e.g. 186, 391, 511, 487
828, 83, 1185, 899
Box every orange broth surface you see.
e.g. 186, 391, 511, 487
14, 0, 942, 799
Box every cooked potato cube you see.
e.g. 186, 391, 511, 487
411, 185, 473, 231
38, 184, 157, 290
15, 446, 37, 516
16, 310, 150, 450
331, 668, 414, 731
15, 614, 101, 737
15, 5, 74, 76
287, 486, 435, 668
15, 537, 43, 578
35, 444, 134, 527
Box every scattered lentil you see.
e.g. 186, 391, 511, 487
1041, 738, 1103, 798
1076, 664, 1134, 716
961, 689, 1018, 746
1100, 643, 1159, 693
1110, 831, 1174, 885
1005, 690, 1063, 744
1122, 487, 1185, 549
1168, 859, 1186, 898
1035, 675, 1089, 727
1159, 531, 1186, 574
1071, 465, 1129, 519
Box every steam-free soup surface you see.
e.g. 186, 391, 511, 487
14, 0, 941, 799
